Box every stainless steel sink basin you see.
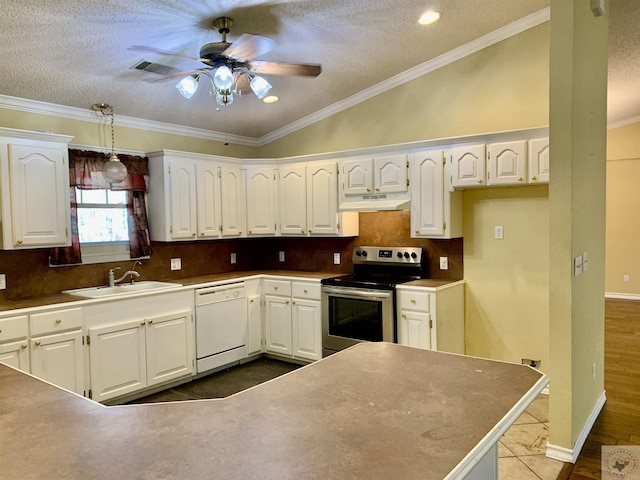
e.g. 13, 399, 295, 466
63, 281, 182, 298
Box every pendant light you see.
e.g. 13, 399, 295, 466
91, 103, 127, 184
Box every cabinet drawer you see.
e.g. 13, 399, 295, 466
398, 291, 430, 312
30, 308, 82, 336
0, 315, 28, 342
291, 282, 321, 300
263, 279, 291, 296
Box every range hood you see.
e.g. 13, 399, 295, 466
339, 193, 411, 212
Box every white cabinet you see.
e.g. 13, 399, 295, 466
148, 151, 244, 241
0, 128, 73, 249
341, 155, 408, 195
0, 315, 29, 372
264, 279, 322, 362
245, 166, 276, 236
450, 144, 487, 188
29, 307, 84, 395
410, 149, 463, 239
396, 282, 465, 354
487, 140, 527, 186
88, 309, 193, 403
246, 278, 263, 357
528, 138, 550, 184
278, 162, 358, 237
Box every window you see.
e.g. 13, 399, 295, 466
76, 188, 133, 264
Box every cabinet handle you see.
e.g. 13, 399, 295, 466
518, 176, 523, 182
309, 229, 312, 233
55, 319, 62, 324
250, 298, 255, 303
301, 230, 305, 234
375, 188, 380, 192
292, 301, 296, 305
401, 314, 407, 319
140, 321, 146, 326
148, 320, 153, 325
274, 286, 278, 291
0, 329, 2, 333
304, 289, 308, 294
16, 240, 23, 245
34, 341, 41, 347
477, 179, 482, 184
286, 300, 290, 304
410, 299, 416, 304
21, 343, 27, 349
532, 175, 537, 181
249, 230, 252, 234
415, 230, 419, 234
200, 232, 204, 236
192, 233, 196, 237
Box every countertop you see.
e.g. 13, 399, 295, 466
0, 342, 546, 480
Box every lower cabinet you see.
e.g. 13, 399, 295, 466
397, 282, 465, 354
0, 314, 30, 373
88, 308, 193, 403
264, 279, 322, 362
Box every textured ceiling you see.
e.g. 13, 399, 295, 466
0, 0, 637, 141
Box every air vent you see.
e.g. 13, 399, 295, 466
131, 60, 177, 76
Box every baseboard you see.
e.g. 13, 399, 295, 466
546, 390, 607, 463
605, 292, 640, 300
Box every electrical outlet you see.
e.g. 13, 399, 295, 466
230, 253, 237, 264
170, 258, 181, 271
0, 273, 6, 290
624, 274, 630, 283
333, 252, 341, 265
592, 362, 597, 381
439, 257, 448, 270
279, 251, 285, 262
494, 225, 504, 240
521, 358, 541, 369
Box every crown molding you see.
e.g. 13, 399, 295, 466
0, 94, 258, 147
608, 113, 640, 130
257, 7, 551, 146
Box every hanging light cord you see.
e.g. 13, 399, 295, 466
108, 106, 115, 159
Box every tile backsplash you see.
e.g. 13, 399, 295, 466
0, 211, 462, 300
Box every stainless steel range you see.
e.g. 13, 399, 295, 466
321, 246, 424, 357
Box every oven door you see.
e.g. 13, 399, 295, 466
321, 286, 394, 356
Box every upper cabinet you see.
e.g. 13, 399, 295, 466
528, 138, 550, 184
410, 149, 462, 239
341, 154, 408, 195
450, 144, 487, 188
0, 129, 73, 249
279, 161, 358, 237
245, 166, 277, 236
487, 140, 527, 186
148, 151, 245, 242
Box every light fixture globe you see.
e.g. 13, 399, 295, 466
103, 153, 127, 183
213, 65, 234, 93
249, 75, 272, 99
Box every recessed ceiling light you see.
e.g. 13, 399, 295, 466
419, 10, 441, 25
263, 95, 279, 104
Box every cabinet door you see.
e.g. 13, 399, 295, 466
169, 160, 197, 239
31, 330, 83, 395
246, 167, 276, 236
279, 165, 307, 235
451, 144, 486, 188
6, 141, 69, 247
411, 150, 445, 237
89, 320, 147, 403
307, 162, 339, 236
292, 299, 321, 361
220, 165, 245, 237
398, 310, 431, 350
528, 138, 550, 183
487, 141, 527, 186
0, 340, 30, 372
374, 154, 408, 193
195, 160, 221, 238
247, 295, 263, 356
265, 295, 292, 356
145, 310, 193, 387
342, 158, 372, 195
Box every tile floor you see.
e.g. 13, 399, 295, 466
130, 358, 574, 479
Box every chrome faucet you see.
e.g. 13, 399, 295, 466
108, 261, 142, 287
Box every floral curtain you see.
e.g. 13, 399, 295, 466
50, 149, 152, 266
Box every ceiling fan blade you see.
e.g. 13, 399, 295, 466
234, 72, 252, 95
222, 34, 275, 61
246, 60, 322, 77
128, 45, 206, 63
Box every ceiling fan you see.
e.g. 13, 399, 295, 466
129, 17, 322, 106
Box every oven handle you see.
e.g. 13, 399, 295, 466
322, 287, 393, 299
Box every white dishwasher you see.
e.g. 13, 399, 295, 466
195, 282, 247, 374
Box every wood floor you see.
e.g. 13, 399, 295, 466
567, 298, 640, 479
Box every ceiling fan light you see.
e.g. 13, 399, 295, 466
213, 66, 234, 92
103, 153, 128, 184
176, 75, 199, 99
262, 95, 279, 104
419, 10, 441, 25
216, 91, 234, 106
249, 75, 272, 99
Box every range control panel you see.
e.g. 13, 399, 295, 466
352, 246, 423, 265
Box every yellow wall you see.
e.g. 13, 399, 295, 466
606, 121, 640, 295
463, 186, 549, 368
260, 24, 549, 158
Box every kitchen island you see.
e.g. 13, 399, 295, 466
0, 342, 546, 479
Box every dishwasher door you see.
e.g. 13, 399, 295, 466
195, 283, 247, 373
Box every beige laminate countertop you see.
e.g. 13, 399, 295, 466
0, 342, 546, 480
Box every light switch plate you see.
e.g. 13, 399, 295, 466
0, 273, 6, 290
170, 258, 181, 271
583, 252, 588, 272
333, 252, 341, 265
574, 255, 583, 277
230, 253, 237, 264
279, 251, 285, 262
439, 257, 449, 270
494, 225, 504, 240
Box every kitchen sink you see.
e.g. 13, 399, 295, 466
63, 281, 183, 298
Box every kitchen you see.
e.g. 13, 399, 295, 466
0, 0, 631, 475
